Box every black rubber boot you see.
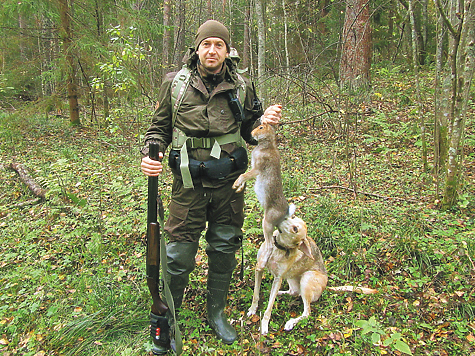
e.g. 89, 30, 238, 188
206, 249, 238, 344
150, 241, 198, 354
150, 312, 171, 355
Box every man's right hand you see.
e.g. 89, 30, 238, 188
141, 153, 164, 176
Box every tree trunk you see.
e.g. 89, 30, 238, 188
409, 0, 428, 171
58, 0, 80, 126
282, 0, 290, 76
255, 0, 266, 99
434, 8, 448, 197
9, 163, 47, 199
162, 0, 171, 77
173, 0, 185, 69
242, 4, 250, 70
442, 0, 475, 208
339, 0, 372, 92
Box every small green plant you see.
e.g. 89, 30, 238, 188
356, 316, 412, 355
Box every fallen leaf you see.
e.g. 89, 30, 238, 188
346, 297, 353, 312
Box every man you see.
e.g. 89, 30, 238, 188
141, 19, 281, 353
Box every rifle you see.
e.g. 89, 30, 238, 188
146, 142, 170, 349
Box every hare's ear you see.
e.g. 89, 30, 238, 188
299, 237, 314, 260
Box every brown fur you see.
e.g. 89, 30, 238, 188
233, 123, 294, 271
248, 214, 377, 334
247, 215, 328, 334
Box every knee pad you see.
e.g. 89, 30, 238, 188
167, 241, 199, 277
205, 224, 242, 254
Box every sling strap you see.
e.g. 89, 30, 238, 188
157, 212, 183, 354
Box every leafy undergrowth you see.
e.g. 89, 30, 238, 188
1, 81, 474, 356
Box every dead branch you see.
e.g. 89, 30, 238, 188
9, 163, 47, 199
327, 286, 378, 294
11, 198, 43, 208
279, 110, 338, 126
310, 185, 418, 202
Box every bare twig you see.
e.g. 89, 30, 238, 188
309, 185, 418, 202
11, 198, 43, 208
462, 241, 475, 271
279, 110, 337, 126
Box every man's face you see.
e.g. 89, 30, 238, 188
196, 37, 229, 74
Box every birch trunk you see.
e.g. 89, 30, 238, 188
443, 0, 475, 208
434, 13, 447, 198
255, 0, 266, 98
243, 4, 250, 70
282, 0, 290, 76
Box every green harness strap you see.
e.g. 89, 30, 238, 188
177, 131, 243, 189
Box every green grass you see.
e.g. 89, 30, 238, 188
0, 83, 474, 356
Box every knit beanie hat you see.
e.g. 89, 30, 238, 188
194, 20, 230, 52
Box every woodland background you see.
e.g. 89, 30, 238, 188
1, 0, 474, 355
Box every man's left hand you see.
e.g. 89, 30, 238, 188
261, 104, 282, 126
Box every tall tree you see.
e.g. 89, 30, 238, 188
173, 0, 186, 69
434, 4, 448, 193
162, 0, 171, 77
255, 0, 266, 98
435, 0, 475, 208
409, 0, 428, 171
57, 0, 80, 126
282, 0, 290, 75
242, 3, 251, 70
339, 0, 372, 91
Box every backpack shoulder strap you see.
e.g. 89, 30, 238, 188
171, 65, 192, 127
235, 73, 246, 106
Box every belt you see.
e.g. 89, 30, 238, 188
171, 128, 244, 189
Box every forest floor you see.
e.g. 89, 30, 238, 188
1, 69, 474, 355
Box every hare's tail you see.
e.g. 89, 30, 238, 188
288, 203, 296, 217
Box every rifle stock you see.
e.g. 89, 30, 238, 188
146, 142, 168, 316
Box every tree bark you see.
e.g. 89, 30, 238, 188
58, 0, 80, 126
9, 163, 47, 199
409, 0, 428, 171
339, 0, 372, 92
242, 3, 251, 70
162, 0, 171, 78
173, 0, 185, 70
282, 0, 290, 76
442, 0, 475, 208
255, 0, 266, 99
